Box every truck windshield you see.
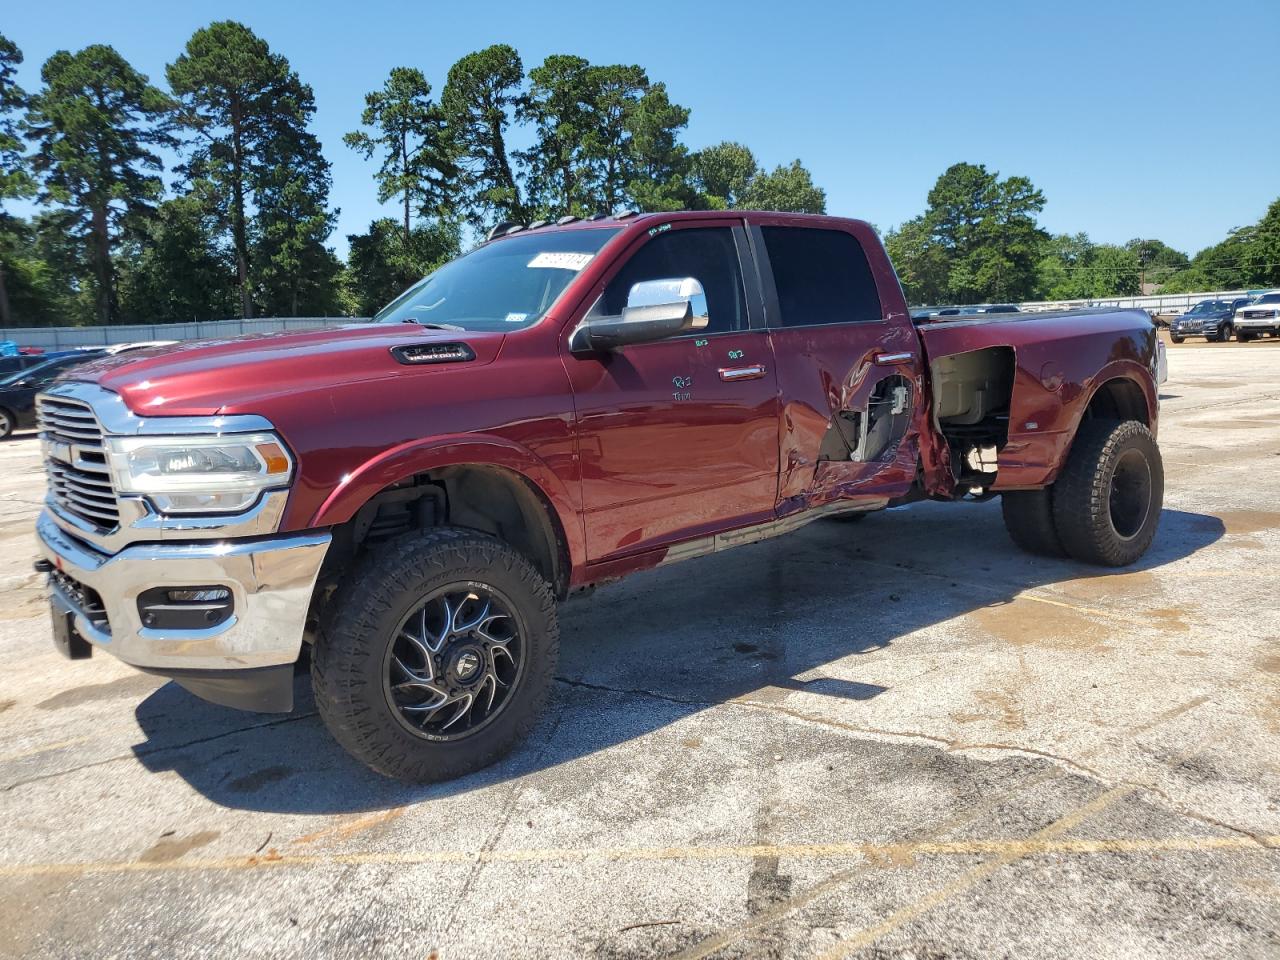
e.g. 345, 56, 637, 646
373, 228, 621, 331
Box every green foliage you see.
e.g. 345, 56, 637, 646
24, 44, 175, 324
0, 33, 33, 205
743, 160, 826, 214
168, 21, 331, 318
686, 143, 824, 215
116, 195, 237, 322
251, 130, 341, 317
888, 163, 1045, 304
622, 82, 693, 212
0, 32, 36, 325
518, 56, 693, 218
690, 142, 757, 210
343, 217, 460, 316
440, 44, 528, 227
343, 67, 454, 241
520, 55, 597, 218
1126, 237, 1189, 277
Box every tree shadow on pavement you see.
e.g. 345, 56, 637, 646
131, 502, 1224, 813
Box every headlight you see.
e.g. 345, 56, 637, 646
105, 433, 293, 514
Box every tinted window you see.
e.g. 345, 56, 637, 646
601, 227, 747, 334
762, 227, 882, 327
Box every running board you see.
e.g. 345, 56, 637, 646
660, 499, 889, 566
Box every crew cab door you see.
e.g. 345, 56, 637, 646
563, 221, 779, 561
752, 220, 924, 510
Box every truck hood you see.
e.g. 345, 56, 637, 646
63, 323, 506, 417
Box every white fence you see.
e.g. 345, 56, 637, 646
0, 316, 356, 351
1021, 289, 1261, 317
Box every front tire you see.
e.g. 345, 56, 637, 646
1237, 330, 1253, 342
312, 527, 559, 782
1052, 420, 1163, 567
1170, 335, 1184, 344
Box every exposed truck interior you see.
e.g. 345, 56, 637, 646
928, 346, 1016, 493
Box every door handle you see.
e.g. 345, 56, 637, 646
719, 363, 767, 382
873, 351, 916, 366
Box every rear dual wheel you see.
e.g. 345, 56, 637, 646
1002, 419, 1162, 567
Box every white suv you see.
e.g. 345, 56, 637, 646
1235, 292, 1280, 342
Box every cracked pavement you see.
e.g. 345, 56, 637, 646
1, 335, 1279, 959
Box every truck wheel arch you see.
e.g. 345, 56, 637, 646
309, 437, 581, 598
1079, 367, 1156, 429
1044, 366, 1156, 486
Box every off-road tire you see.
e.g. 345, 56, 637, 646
1001, 489, 1066, 557
0, 408, 13, 440
1052, 419, 1162, 567
312, 527, 559, 782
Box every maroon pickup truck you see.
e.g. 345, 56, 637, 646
35, 211, 1166, 781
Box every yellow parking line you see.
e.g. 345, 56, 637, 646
814, 785, 1140, 960
0, 831, 1275, 879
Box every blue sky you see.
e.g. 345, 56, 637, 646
6, 0, 1277, 258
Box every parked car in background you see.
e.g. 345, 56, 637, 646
1234, 292, 1280, 342
0, 350, 107, 438
1169, 298, 1250, 343
0, 353, 49, 378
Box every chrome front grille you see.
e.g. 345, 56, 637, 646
37, 395, 120, 530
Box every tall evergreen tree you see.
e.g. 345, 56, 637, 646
168, 21, 325, 317
690, 142, 757, 210
25, 44, 175, 324
520, 55, 596, 217
0, 32, 35, 324
344, 67, 455, 245
441, 44, 528, 228
252, 133, 340, 317
623, 82, 692, 212
579, 64, 648, 212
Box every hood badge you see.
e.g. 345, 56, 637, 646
391, 342, 476, 365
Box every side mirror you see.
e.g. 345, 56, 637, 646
583, 277, 709, 351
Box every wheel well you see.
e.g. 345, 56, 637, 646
1085, 377, 1149, 426
316, 465, 571, 618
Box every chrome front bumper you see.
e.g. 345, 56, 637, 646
36, 509, 330, 673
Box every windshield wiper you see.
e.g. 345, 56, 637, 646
400, 319, 465, 331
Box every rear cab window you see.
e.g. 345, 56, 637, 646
761, 227, 883, 327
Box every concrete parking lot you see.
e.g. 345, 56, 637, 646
1, 337, 1278, 959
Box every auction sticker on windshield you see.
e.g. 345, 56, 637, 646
528, 252, 594, 271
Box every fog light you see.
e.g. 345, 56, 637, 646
137, 585, 234, 630
167, 588, 231, 603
